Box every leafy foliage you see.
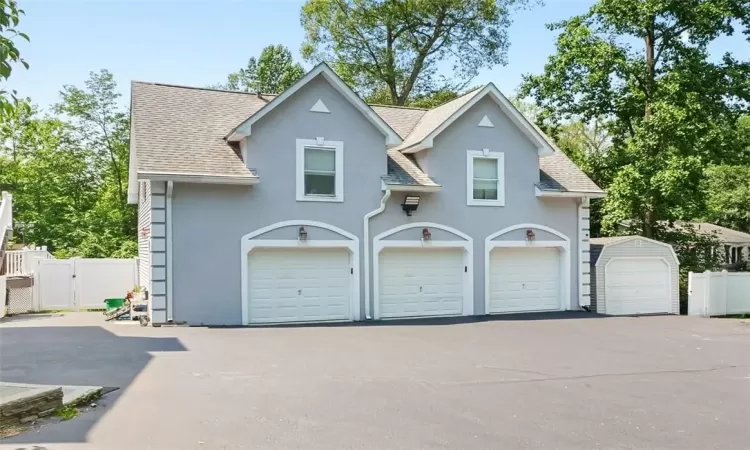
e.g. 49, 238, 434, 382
703, 165, 750, 233
0, 0, 29, 118
0, 71, 136, 258
215, 45, 305, 93
520, 0, 750, 239
301, 0, 538, 105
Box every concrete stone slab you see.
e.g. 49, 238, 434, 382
0, 382, 60, 406
0, 382, 102, 408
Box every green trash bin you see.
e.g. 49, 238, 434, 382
104, 298, 126, 311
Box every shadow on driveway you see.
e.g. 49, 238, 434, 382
0, 325, 186, 444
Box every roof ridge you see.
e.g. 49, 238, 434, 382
368, 103, 429, 111
131, 81, 279, 97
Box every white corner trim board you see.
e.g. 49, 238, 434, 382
166, 181, 174, 322
484, 223, 572, 314
310, 99, 330, 113
372, 222, 474, 319
240, 220, 360, 325
477, 115, 494, 128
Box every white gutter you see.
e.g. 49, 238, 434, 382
139, 172, 259, 185
535, 187, 606, 199
385, 184, 441, 193
363, 189, 392, 320
166, 181, 174, 322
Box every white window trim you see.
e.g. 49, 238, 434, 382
466, 150, 505, 206
296, 138, 344, 202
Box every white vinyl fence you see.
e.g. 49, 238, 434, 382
35, 258, 138, 311
688, 271, 750, 317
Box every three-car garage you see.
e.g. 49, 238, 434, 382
241, 221, 575, 325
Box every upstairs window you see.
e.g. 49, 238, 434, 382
467, 150, 505, 206
296, 139, 344, 202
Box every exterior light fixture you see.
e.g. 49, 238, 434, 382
402, 196, 420, 216
526, 229, 536, 241
422, 228, 432, 241
298, 226, 308, 241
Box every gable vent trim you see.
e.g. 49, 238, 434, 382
310, 99, 330, 113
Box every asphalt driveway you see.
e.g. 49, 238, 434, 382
1, 312, 749, 449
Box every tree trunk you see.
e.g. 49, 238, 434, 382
644, 27, 655, 120
643, 209, 655, 238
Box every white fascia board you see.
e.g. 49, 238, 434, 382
226, 63, 402, 147
139, 171, 259, 185
535, 187, 606, 198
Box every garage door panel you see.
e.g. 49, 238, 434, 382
378, 248, 465, 318
605, 258, 670, 315
247, 248, 352, 323
489, 247, 562, 313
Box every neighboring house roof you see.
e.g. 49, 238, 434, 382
676, 222, 750, 245
129, 68, 601, 197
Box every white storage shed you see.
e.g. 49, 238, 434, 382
590, 236, 679, 315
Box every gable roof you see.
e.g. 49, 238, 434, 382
394, 84, 555, 157
128, 74, 601, 196
590, 235, 679, 265
226, 63, 401, 146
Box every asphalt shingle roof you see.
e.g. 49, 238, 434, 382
130, 80, 601, 194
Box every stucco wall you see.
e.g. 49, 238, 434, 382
371, 96, 579, 316
171, 74, 387, 325
169, 81, 580, 324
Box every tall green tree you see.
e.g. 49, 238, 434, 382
301, 0, 537, 105
703, 165, 750, 233
216, 45, 305, 93
0, 101, 99, 252
520, 0, 750, 238
0, 0, 29, 117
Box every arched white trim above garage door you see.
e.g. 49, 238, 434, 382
484, 224, 572, 314
240, 220, 360, 325
373, 222, 473, 319
373, 221, 472, 242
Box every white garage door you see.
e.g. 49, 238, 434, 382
378, 248, 465, 318
489, 247, 561, 313
247, 248, 352, 324
605, 258, 670, 315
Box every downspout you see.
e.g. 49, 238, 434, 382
363, 188, 391, 320
166, 181, 174, 322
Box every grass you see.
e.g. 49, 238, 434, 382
54, 405, 79, 420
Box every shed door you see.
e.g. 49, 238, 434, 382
605, 258, 670, 315
378, 248, 464, 318
489, 247, 562, 313
247, 248, 352, 324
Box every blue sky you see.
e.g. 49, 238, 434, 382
5, 0, 749, 110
